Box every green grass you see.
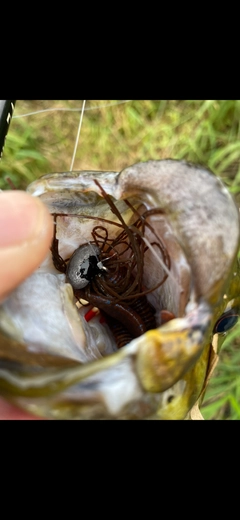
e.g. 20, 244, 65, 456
1, 100, 240, 419
201, 321, 240, 420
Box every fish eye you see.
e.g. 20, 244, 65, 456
213, 307, 239, 334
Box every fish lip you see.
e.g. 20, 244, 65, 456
27, 170, 119, 198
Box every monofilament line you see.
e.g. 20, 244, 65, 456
142, 236, 180, 289
70, 100, 86, 172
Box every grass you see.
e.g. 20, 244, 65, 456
1, 100, 240, 420
201, 321, 240, 420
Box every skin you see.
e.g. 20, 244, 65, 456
0, 190, 53, 419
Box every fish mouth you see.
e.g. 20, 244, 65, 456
26, 171, 194, 359
0, 160, 239, 419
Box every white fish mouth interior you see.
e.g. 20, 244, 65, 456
39, 190, 192, 361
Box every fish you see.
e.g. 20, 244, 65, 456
0, 159, 239, 419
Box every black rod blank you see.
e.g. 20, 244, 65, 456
0, 100, 16, 160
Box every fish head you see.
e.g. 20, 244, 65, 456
0, 160, 239, 419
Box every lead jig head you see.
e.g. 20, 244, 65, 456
66, 243, 106, 289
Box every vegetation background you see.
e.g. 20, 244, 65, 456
1, 99, 240, 420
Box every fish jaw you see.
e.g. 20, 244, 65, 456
116, 160, 240, 305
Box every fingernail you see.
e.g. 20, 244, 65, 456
0, 191, 51, 247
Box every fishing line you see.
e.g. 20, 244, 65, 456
70, 99, 86, 172
142, 235, 180, 289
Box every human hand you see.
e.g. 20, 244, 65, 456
0, 190, 53, 419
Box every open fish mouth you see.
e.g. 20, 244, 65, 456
0, 159, 239, 419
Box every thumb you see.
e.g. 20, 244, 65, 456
0, 190, 53, 301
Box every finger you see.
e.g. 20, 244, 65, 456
0, 191, 53, 301
0, 191, 53, 419
0, 397, 44, 420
